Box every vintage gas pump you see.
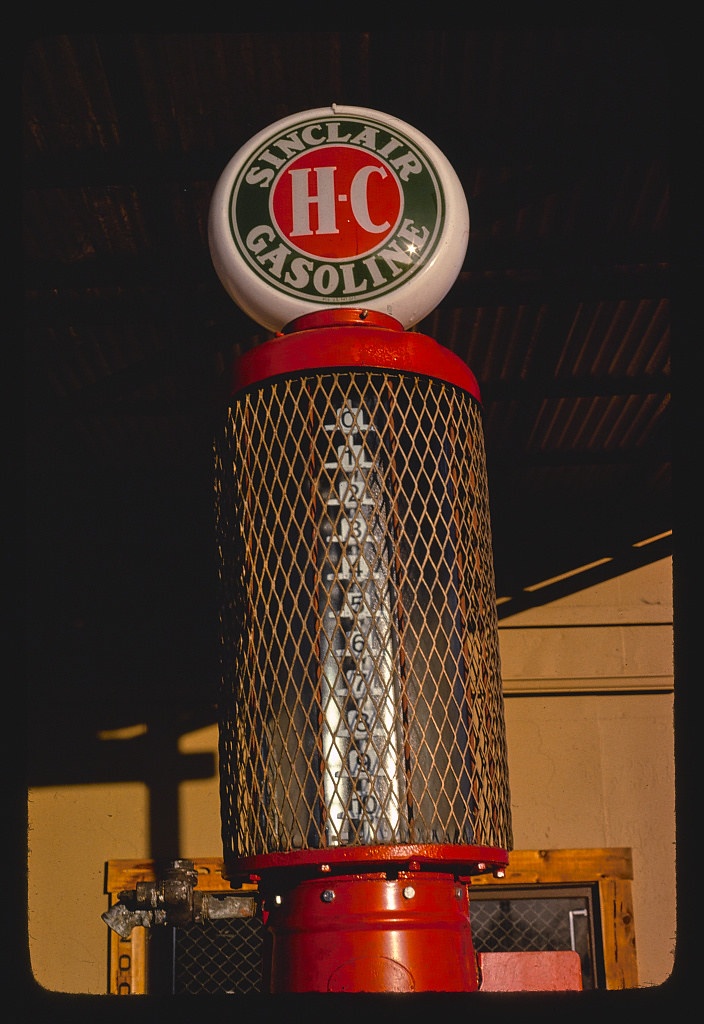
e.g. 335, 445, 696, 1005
208, 105, 513, 993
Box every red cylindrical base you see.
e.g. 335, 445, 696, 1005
262, 873, 479, 993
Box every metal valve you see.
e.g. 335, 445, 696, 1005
102, 859, 256, 939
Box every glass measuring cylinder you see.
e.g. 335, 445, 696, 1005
318, 394, 403, 845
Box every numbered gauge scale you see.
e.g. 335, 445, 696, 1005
319, 393, 402, 846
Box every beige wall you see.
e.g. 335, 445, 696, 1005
27, 556, 675, 994
498, 555, 675, 989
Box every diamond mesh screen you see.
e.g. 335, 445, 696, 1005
215, 368, 512, 858
172, 918, 264, 994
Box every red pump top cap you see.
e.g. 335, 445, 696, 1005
232, 309, 481, 401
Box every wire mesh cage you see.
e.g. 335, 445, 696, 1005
215, 367, 512, 861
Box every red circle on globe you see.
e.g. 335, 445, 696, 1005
271, 145, 402, 260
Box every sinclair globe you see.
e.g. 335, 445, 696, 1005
208, 104, 470, 331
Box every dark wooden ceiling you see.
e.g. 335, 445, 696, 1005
22, 31, 671, 765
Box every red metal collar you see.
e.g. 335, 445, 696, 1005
232, 309, 482, 401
